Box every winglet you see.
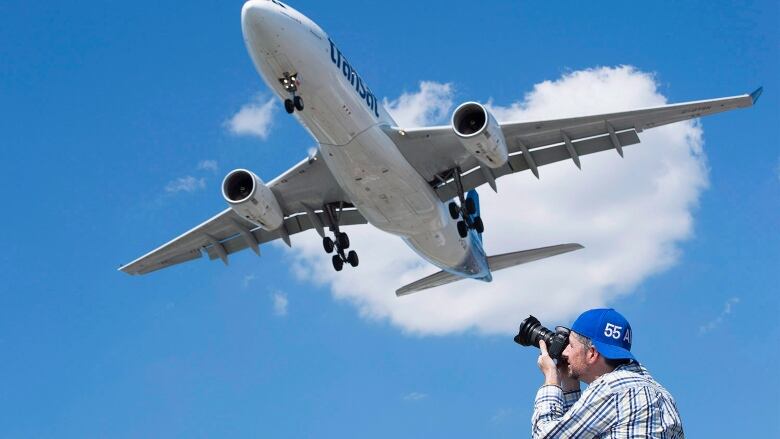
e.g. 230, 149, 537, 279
750, 87, 763, 105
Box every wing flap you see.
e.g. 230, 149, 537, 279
434, 129, 640, 201
120, 207, 368, 275
390, 90, 756, 188
500, 92, 753, 153
120, 150, 362, 276
203, 208, 368, 260
120, 208, 249, 275
132, 249, 204, 275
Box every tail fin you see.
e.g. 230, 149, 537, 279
395, 243, 583, 296
466, 189, 482, 241
467, 189, 480, 217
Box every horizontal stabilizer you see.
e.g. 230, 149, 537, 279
487, 243, 583, 271
395, 243, 583, 296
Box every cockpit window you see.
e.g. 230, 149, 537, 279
270, 0, 287, 8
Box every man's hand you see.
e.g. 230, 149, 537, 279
537, 340, 560, 387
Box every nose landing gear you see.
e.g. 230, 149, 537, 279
279, 72, 304, 114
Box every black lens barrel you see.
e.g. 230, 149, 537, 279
514, 315, 571, 360
514, 315, 555, 347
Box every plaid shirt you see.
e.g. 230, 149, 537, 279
532, 362, 684, 438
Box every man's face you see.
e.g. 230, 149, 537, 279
561, 331, 592, 381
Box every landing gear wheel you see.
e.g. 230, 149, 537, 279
323, 237, 334, 253
457, 220, 468, 238
347, 250, 359, 267
284, 99, 295, 114
473, 216, 484, 234
332, 254, 344, 271
465, 197, 477, 215
337, 232, 350, 249
293, 95, 304, 111
448, 202, 460, 220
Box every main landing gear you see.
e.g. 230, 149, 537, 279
321, 203, 358, 271
447, 167, 485, 238
279, 72, 304, 114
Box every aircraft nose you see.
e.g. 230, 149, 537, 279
241, 0, 274, 30
242, 0, 280, 53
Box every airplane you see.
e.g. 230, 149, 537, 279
119, 0, 761, 296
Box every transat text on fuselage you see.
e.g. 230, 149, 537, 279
329, 38, 380, 118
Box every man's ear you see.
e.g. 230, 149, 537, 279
585, 346, 600, 365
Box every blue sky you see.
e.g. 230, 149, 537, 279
1, 0, 778, 437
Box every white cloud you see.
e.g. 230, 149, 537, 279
165, 176, 206, 194
226, 96, 277, 139
402, 392, 428, 401
384, 81, 453, 127
242, 274, 256, 289
272, 291, 288, 317
699, 297, 740, 334
285, 66, 710, 335
197, 160, 218, 173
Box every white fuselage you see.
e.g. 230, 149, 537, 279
241, 0, 489, 279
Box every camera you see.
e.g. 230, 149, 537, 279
514, 315, 571, 360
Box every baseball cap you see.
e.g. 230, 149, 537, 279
571, 308, 634, 360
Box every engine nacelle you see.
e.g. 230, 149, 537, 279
451, 102, 508, 168
222, 169, 284, 231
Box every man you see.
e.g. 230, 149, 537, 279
532, 308, 684, 438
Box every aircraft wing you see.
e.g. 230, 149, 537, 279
387, 88, 761, 200
120, 152, 365, 275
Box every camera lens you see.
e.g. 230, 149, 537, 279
514, 315, 556, 347
514, 315, 571, 360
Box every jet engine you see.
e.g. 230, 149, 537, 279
451, 102, 508, 168
222, 169, 284, 231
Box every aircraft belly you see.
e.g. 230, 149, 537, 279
320, 127, 443, 235
305, 84, 370, 145
405, 225, 469, 268
306, 94, 351, 145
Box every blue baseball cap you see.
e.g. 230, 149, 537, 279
571, 308, 634, 360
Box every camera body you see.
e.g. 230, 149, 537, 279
514, 315, 571, 360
